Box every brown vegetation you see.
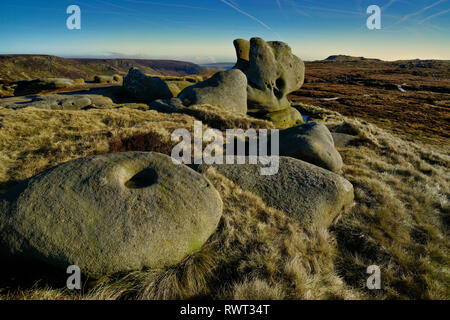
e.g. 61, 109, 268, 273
290, 59, 450, 149
0, 55, 207, 82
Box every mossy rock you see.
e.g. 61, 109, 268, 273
233, 37, 305, 113
0, 152, 223, 278
264, 106, 304, 128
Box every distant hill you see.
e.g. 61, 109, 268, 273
324, 55, 382, 62
0, 55, 207, 82
391, 59, 450, 69
200, 62, 235, 70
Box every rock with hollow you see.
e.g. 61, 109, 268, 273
0, 152, 223, 278
233, 37, 305, 114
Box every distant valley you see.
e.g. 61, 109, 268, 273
0, 55, 208, 82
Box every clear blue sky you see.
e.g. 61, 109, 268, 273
0, 0, 449, 62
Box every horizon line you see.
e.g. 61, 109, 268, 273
1, 53, 449, 64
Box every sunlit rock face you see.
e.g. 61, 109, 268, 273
233, 37, 305, 114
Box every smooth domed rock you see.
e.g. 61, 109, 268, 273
178, 69, 247, 115
234, 38, 250, 70
43, 78, 75, 89
278, 122, 343, 172
0, 152, 223, 278
123, 67, 173, 103
198, 157, 353, 230
265, 106, 304, 128
61, 96, 92, 110
233, 37, 305, 114
85, 95, 115, 109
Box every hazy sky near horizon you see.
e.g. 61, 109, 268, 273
0, 0, 449, 63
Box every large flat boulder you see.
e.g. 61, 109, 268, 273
0, 152, 223, 278
278, 122, 343, 172
178, 69, 247, 115
123, 67, 173, 103
198, 157, 353, 230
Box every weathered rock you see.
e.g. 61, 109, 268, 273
233, 37, 305, 113
3, 94, 115, 110
0, 152, 223, 277
94, 75, 122, 83
178, 69, 247, 115
198, 157, 353, 229
278, 122, 343, 172
265, 106, 304, 128
14, 78, 75, 95
123, 68, 173, 103
42, 78, 75, 89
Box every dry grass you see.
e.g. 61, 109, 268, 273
296, 103, 449, 299
0, 106, 198, 193
0, 101, 448, 300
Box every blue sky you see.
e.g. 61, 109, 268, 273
0, 0, 449, 62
